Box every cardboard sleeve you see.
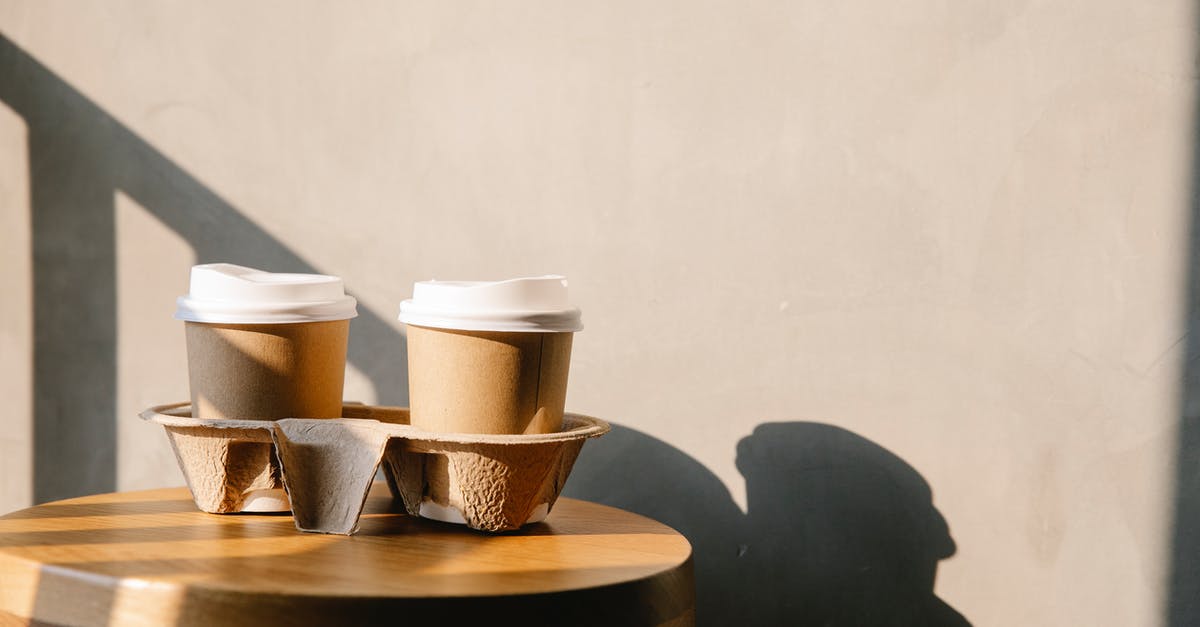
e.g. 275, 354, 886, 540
140, 403, 608, 534
406, 326, 573, 434
185, 320, 349, 421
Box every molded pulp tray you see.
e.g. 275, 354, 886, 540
139, 403, 609, 535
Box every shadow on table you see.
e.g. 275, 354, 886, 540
0, 498, 198, 521
564, 422, 971, 627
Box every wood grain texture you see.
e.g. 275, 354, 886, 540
0, 484, 694, 626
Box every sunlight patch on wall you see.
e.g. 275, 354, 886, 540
0, 100, 31, 514
115, 190, 192, 491
344, 361, 379, 406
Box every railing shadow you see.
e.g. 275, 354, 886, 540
0, 34, 408, 504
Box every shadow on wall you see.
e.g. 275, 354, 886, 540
0, 33, 968, 626
0, 35, 408, 504
1168, 3, 1200, 620
564, 422, 972, 627
11, 26, 1199, 627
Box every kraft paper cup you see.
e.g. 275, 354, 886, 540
399, 276, 583, 436
174, 263, 358, 512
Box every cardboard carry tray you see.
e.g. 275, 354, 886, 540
139, 402, 609, 535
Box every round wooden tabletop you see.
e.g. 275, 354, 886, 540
0, 484, 694, 627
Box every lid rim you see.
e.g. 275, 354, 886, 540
176, 295, 358, 324
399, 300, 582, 333
401, 319, 582, 333
176, 314, 359, 324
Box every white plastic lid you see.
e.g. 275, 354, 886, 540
174, 263, 358, 324
398, 275, 583, 332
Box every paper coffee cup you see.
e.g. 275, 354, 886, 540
399, 276, 582, 435
174, 263, 358, 511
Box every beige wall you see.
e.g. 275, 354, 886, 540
1, 1, 1195, 624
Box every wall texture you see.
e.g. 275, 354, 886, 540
1, 1, 1196, 625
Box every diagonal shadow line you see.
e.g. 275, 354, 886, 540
0, 34, 407, 504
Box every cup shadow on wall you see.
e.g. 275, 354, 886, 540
564, 422, 972, 627
0, 35, 408, 504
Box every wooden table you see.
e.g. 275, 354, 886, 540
0, 484, 694, 626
